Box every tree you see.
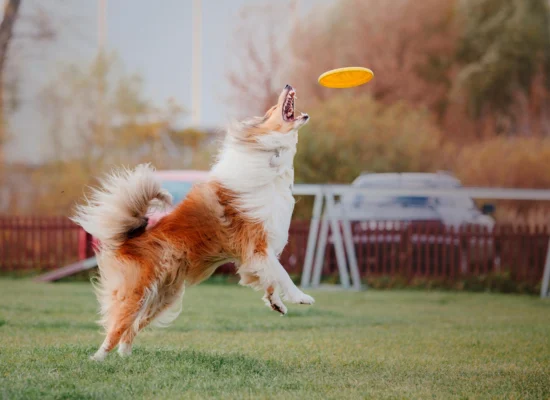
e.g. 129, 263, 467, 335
28, 52, 212, 215
232, 0, 550, 140
227, 1, 297, 117
0, 0, 61, 215
286, 0, 458, 118
294, 94, 443, 184
227, 0, 466, 140
39, 53, 194, 168
0, 0, 57, 164
0, 0, 21, 166
454, 0, 550, 127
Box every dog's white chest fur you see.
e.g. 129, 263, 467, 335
266, 147, 296, 255
210, 130, 298, 256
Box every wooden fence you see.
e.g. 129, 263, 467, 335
1, 217, 548, 289
280, 221, 549, 289
0, 217, 89, 273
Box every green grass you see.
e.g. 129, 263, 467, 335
0, 279, 549, 399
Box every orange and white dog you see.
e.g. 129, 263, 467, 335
72, 85, 314, 361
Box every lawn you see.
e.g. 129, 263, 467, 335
0, 279, 549, 399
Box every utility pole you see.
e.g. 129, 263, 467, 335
97, 0, 107, 156
98, 0, 106, 52
191, 0, 202, 126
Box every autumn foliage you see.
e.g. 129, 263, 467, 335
294, 95, 443, 184
224, 0, 550, 223
2, 0, 550, 221
2, 53, 216, 215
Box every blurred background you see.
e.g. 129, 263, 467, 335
1, 0, 550, 293
2, 3, 550, 397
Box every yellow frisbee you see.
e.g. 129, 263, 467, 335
318, 67, 374, 88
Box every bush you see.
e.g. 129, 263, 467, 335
445, 137, 550, 225
364, 273, 539, 294
448, 137, 550, 188
294, 95, 444, 184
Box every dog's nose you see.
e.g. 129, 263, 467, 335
285, 84, 292, 90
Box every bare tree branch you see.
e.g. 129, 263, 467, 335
0, 0, 21, 165
226, 2, 293, 117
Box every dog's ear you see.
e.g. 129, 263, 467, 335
263, 105, 277, 120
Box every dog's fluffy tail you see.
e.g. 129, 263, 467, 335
71, 164, 172, 251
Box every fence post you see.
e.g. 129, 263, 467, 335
541, 238, 550, 298
325, 190, 351, 289
406, 222, 413, 281
340, 207, 362, 290
311, 208, 330, 288
300, 187, 324, 288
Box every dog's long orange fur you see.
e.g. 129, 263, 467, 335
100, 183, 267, 353
73, 85, 313, 361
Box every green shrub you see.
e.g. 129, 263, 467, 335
295, 95, 443, 185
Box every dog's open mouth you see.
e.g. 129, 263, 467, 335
283, 87, 296, 122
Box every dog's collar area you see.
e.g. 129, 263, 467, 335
269, 147, 283, 168
258, 146, 285, 156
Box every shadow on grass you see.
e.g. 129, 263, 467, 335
138, 348, 291, 376
17, 320, 99, 331
2, 345, 298, 399
167, 310, 400, 333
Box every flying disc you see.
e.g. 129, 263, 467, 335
318, 67, 374, 88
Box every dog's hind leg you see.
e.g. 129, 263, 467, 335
118, 320, 148, 357
117, 328, 137, 357
117, 286, 185, 357
117, 312, 158, 357
91, 293, 143, 361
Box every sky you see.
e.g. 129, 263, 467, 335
6, 0, 334, 163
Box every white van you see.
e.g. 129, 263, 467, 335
332, 172, 499, 270
341, 172, 495, 229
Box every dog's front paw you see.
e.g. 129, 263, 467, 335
297, 293, 315, 305
263, 293, 287, 315
270, 300, 288, 315
286, 290, 315, 305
